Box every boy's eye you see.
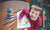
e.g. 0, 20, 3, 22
32, 12, 34, 13
36, 14, 37, 15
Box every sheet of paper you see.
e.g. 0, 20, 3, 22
17, 10, 31, 28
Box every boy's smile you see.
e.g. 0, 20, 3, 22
30, 8, 41, 21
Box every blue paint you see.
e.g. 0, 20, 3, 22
6, 17, 12, 19
4, 19, 12, 21
7, 8, 12, 14
3, 21, 10, 26
4, 18, 12, 21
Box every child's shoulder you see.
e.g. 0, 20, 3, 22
22, 9, 29, 14
38, 16, 42, 23
22, 9, 29, 12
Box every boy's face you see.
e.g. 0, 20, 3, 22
30, 7, 41, 21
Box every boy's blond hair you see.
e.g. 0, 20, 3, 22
29, 4, 42, 12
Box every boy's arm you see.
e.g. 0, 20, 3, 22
12, 9, 21, 14
28, 17, 42, 30
28, 16, 42, 30
28, 23, 40, 30
19, 9, 29, 19
34, 21, 40, 29
29, 21, 41, 30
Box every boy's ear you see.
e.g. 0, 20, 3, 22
29, 7, 31, 12
39, 11, 43, 16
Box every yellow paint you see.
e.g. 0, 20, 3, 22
8, 25, 15, 30
24, 19, 28, 23
7, 20, 15, 27
10, 13, 17, 15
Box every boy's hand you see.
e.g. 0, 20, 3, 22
19, 19, 21, 22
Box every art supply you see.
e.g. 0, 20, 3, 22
4, 18, 12, 21
10, 13, 17, 15
7, 8, 12, 14
6, 17, 16, 21
8, 13, 17, 17
9, 15, 17, 18
3, 21, 10, 26
3, 18, 16, 26
8, 20, 16, 27
8, 24, 15, 30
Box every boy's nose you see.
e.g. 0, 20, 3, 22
33, 14, 36, 17
33, 14, 36, 16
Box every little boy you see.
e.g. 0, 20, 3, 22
19, 4, 42, 30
